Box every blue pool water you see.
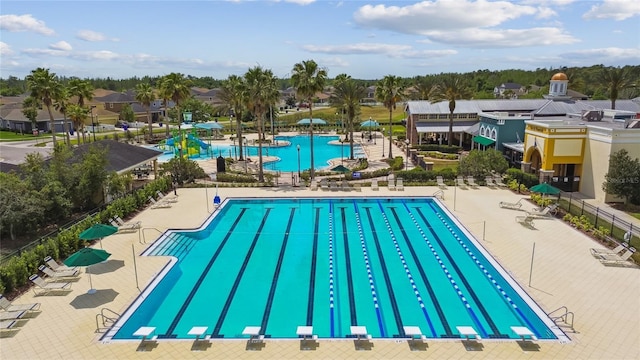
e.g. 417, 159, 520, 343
106, 197, 563, 341
157, 135, 364, 172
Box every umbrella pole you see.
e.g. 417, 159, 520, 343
87, 266, 96, 294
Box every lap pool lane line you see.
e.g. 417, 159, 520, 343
211, 208, 273, 338
161, 208, 249, 338
378, 204, 442, 338
429, 206, 541, 338
258, 208, 296, 336
413, 204, 504, 339
328, 202, 336, 337
338, 206, 359, 330
306, 207, 321, 328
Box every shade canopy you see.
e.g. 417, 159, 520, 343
196, 122, 224, 130
530, 182, 561, 195
297, 118, 327, 125
330, 165, 350, 173
360, 119, 380, 128
79, 224, 118, 241
472, 135, 495, 146
64, 248, 112, 267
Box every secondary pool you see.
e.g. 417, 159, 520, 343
156, 135, 365, 172
105, 197, 566, 341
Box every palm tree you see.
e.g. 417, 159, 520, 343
429, 74, 472, 146
413, 75, 437, 100
67, 78, 94, 107
26, 68, 62, 145
135, 83, 155, 141
599, 66, 635, 109
22, 96, 40, 133
330, 74, 366, 159
244, 66, 279, 182
291, 60, 328, 180
375, 75, 405, 158
159, 73, 192, 156
66, 104, 89, 145
53, 87, 71, 146
219, 75, 247, 160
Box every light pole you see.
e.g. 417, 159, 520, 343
90, 105, 96, 142
405, 139, 410, 170
297, 144, 301, 178
340, 139, 344, 166
382, 128, 385, 157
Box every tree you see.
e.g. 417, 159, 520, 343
71, 145, 109, 209
330, 74, 366, 159
458, 149, 508, 179
244, 66, 279, 182
375, 75, 405, 158
21, 96, 40, 132
159, 73, 192, 155
67, 78, 94, 107
429, 74, 472, 146
26, 68, 63, 144
135, 82, 155, 140
603, 149, 640, 205
291, 60, 328, 180
0, 173, 45, 241
66, 104, 89, 144
219, 75, 247, 160
598, 66, 636, 110
53, 87, 72, 146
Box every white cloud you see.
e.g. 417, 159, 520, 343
302, 43, 413, 55
521, 0, 575, 6
425, 27, 579, 48
353, 0, 538, 34
22, 48, 68, 57
0, 14, 54, 35
583, 0, 640, 20
282, 0, 315, 4
50, 41, 72, 51
536, 6, 558, 18
561, 47, 640, 62
0, 42, 14, 56
76, 30, 107, 42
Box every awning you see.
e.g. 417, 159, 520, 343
416, 124, 473, 133
465, 122, 480, 136
472, 135, 495, 146
502, 142, 524, 153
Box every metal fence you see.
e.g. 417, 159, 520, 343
559, 191, 639, 244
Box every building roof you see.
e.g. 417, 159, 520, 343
71, 140, 163, 173
551, 72, 568, 80
497, 83, 522, 89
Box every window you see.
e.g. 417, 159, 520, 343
497, 119, 505, 125
491, 129, 497, 140
480, 125, 486, 136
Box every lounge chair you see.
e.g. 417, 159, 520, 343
0, 310, 26, 321
388, 178, 396, 191
0, 295, 40, 312
526, 203, 559, 218
494, 176, 508, 187
499, 198, 524, 210
340, 179, 352, 191
109, 218, 138, 233
320, 179, 329, 191
485, 177, 497, 188
156, 190, 178, 203
38, 265, 79, 280
455, 176, 467, 189
352, 183, 362, 192
371, 179, 379, 191
590, 243, 628, 258
44, 256, 78, 273
29, 274, 72, 295
309, 179, 318, 191
148, 196, 172, 209
466, 176, 479, 188
516, 214, 535, 228
0, 320, 18, 332
598, 247, 636, 265
114, 215, 142, 230
329, 180, 339, 191
436, 176, 447, 189
396, 178, 404, 191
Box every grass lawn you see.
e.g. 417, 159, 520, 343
0, 130, 51, 142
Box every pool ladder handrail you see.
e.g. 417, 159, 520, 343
141, 227, 165, 244
95, 308, 121, 333
433, 190, 445, 200
547, 306, 575, 332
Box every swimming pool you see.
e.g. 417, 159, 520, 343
106, 197, 565, 341
157, 135, 364, 172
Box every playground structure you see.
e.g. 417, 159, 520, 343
160, 128, 212, 159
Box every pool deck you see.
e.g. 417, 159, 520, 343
1, 186, 639, 360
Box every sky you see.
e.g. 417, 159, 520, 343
1, 0, 639, 80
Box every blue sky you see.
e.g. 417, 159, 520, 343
1, 0, 639, 80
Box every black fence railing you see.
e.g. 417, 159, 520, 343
558, 191, 639, 246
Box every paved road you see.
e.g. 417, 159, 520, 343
0, 139, 54, 164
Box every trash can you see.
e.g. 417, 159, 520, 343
216, 156, 226, 173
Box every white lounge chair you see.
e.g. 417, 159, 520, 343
0, 310, 26, 321
340, 179, 352, 191
466, 176, 479, 188
516, 214, 535, 228
455, 176, 467, 189
598, 247, 636, 265
396, 178, 404, 191
0, 295, 40, 312
44, 256, 78, 273
0, 320, 18, 332
388, 178, 396, 191
590, 243, 628, 258
38, 264, 79, 280
526, 203, 559, 218
29, 274, 72, 295
499, 198, 524, 210
114, 215, 142, 230
371, 179, 379, 191
436, 176, 447, 189
148, 196, 172, 209
320, 179, 329, 191
485, 177, 497, 188
494, 176, 508, 187
156, 190, 178, 203
329, 180, 339, 191
309, 179, 318, 191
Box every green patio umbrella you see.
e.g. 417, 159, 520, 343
79, 224, 118, 248
64, 248, 111, 294
529, 182, 561, 195
331, 165, 350, 173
